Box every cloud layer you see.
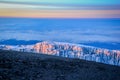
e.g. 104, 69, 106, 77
0, 29, 120, 43
0, 18, 120, 43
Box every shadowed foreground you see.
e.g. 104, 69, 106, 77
0, 50, 120, 80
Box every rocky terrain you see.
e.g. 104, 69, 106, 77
0, 50, 120, 80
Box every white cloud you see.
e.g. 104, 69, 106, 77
0, 3, 75, 9
0, 30, 120, 42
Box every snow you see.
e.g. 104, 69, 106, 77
0, 41, 120, 66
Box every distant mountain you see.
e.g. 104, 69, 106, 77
0, 39, 40, 45
79, 41, 120, 50
0, 50, 120, 80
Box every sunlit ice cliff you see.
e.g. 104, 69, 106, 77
0, 41, 120, 66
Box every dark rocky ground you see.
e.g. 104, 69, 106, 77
0, 50, 120, 80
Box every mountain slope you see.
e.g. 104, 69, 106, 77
0, 50, 120, 80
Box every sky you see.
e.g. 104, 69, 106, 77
0, 0, 120, 46
0, 0, 120, 18
1, 0, 120, 5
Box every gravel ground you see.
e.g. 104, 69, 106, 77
0, 50, 120, 80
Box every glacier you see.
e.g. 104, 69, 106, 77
0, 41, 120, 66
